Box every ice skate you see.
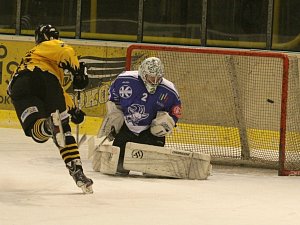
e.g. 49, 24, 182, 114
67, 159, 94, 194
45, 110, 66, 148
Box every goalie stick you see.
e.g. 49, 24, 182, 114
88, 127, 116, 159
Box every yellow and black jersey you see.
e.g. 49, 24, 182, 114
14, 39, 79, 85
12, 39, 78, 110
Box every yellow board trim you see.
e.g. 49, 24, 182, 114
1, 109, 299, 152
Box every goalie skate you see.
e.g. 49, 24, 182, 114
46, 110, 66, 148
67, 159, 94, 194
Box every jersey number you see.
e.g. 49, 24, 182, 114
141, 93, 148, 102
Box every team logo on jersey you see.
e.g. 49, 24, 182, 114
119, 85, 132, 99
126, 104, 149, 125
159, 93, 169, 103
171, 105, 182, 118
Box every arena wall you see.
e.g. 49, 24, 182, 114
1, 35, 300, 139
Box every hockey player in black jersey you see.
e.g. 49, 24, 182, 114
7, 24, 93, 194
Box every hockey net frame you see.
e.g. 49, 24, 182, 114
125, 44, 300, 176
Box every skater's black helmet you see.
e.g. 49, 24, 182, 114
34, 24, 59, 44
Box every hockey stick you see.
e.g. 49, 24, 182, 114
75, 91, 80, 143
75, 91, 87, 147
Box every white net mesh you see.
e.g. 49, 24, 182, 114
126, 45, 300, 174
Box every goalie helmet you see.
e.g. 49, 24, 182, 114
35, 24, 59, 44
138, 57, 164, 94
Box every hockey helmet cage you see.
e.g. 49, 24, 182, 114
35, 24, 59, 44
138, 57, 164, 94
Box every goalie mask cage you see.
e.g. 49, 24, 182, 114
125, 44, 300, 176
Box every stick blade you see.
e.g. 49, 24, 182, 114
78, 133, 87, 147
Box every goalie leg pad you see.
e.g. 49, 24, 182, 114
123, 142, 211, 180
88, 136, 120, 175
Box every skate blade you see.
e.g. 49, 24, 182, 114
81, 184, 93, 194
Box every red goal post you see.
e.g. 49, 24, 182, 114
126, 44, 300, 176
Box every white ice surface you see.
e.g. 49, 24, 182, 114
0, 127, 300, 225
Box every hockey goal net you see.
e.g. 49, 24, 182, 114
125, 44, 300, 176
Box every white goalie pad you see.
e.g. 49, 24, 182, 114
123, 142, 212, 180
97, 101, 124, 138
88, 136, 120, 175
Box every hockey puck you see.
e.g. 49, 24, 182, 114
267, 99, 274, 103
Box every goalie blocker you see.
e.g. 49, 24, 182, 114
88, 137, 211, 180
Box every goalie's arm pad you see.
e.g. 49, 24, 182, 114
97, 101, 124, 139
150, 111, 175, 137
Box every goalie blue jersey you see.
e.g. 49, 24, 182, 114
109, 71, 182, 134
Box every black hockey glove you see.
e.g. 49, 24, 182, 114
68, 108, 86, 124
73, 62, 89, 91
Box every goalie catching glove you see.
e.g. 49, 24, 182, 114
98, 101, 124, 141
150, 111, 175, 137
72, 62, 89, 91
